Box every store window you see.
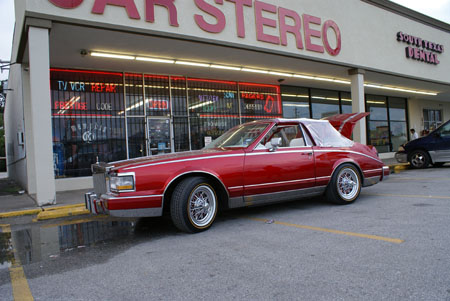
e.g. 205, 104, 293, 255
188, 78, 240, 150
281, 86, 310, 118
311, 89, 340, 119
281, 86, 353, 119
423, 109, 443, 134
51, 69, 126, 177
366, 95, 407, 153
240, 83, 282, 123
51, 69, 281, 177
366, 95, 389, 153
340, 92, 352, 114
389, 97, 407, 151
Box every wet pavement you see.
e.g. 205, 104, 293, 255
0, 216, 185, 271
1, 165, 450, 300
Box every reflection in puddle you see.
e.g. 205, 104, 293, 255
0, 232, 14, 269
0, 220, 135, 268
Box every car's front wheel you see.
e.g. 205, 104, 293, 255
409, 150, 430, 169
170, 177, 218, 233
326, 164, 362, 205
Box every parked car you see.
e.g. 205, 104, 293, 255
86, 114, 389, 233
395, 119, 450, 168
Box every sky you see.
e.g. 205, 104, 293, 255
1, 0, 450, 81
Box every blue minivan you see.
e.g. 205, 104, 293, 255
395, 120, 450, 168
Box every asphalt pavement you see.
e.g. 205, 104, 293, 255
1, 163, 449, 300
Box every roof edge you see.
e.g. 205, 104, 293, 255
362, 0, 450, 33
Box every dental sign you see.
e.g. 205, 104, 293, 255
397, 32, 444, 65
48, 0, 342, 56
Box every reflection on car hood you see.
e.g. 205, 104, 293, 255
108, 148, 233, 170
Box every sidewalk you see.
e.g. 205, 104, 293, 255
0, 174, 90, 220
0, 158, 407, 221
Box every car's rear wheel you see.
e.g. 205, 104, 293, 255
170, 177, 218, 233
409, 150, 430, 169
326, 164, 361, 205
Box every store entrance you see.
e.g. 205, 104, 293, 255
147, 118, 173, 156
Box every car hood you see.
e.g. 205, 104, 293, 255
107, 148, 238, 171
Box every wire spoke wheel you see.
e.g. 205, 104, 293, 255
188, 185, 216, 227
171, 177, 218, 233
326, 164, 361, 205
337, 168, 359, 201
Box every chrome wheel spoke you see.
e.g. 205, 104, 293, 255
188, 185, 216, 227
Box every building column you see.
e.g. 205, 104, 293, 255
348, 68, 367, 144
27, 26, 56, 205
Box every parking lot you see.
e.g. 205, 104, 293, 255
1, 165, 450, 300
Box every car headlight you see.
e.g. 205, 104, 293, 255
397, 146, 405, 152
110, 174, 135, 192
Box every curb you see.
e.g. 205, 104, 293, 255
0, 203, 89, 220
37, 204, 89, 220
0, 209, 42, 219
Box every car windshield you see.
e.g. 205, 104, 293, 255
204, 123, 269, 149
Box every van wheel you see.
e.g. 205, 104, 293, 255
170, 177, 218, 233
326, 164, 361, 205
409, 150, 430, 169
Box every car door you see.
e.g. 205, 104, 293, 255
242, 124, 316, 205
433, 121, 450, 161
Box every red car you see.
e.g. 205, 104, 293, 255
86, 113, 389, 233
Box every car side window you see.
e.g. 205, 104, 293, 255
260, 125, 306, 148
437, 122, 450, 137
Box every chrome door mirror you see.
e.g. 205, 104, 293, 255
269, 137, 282, 152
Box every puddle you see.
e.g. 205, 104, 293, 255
0, 219, 136, 268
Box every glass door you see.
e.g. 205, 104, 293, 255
147, 118, 172, 156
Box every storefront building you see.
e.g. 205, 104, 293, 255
6, 0, 450, 205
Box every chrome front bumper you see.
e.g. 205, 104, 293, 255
85, 192, 108, 215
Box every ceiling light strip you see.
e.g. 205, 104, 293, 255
89, 51, 438, 96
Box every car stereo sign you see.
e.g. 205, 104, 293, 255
48, 0, 342, 57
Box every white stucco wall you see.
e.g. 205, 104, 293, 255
408, 98, 450, 136
5, 64, 28, 190
19, 0, 449, 84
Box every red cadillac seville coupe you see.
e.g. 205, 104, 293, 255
86, 113, 389, 233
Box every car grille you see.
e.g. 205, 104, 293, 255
93, 172, 108, 197
91, 162, 111, 197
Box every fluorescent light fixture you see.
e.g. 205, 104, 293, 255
136, 57, 175, 64
283, 103, 309, 107
189, 101, 214, 109
88, 51, 439, 96
282, 93, 310, 99
314, 77, 335, 82
269, 71, 293, 77
91, 52, 135, 60
333, 79, 351, 84
176, 61, 210, 67
293, 74, 315, 80
365, 83, 437, 96
367, 100, 386, 104
211, 64, 241, 71
241, 68, 269, 74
